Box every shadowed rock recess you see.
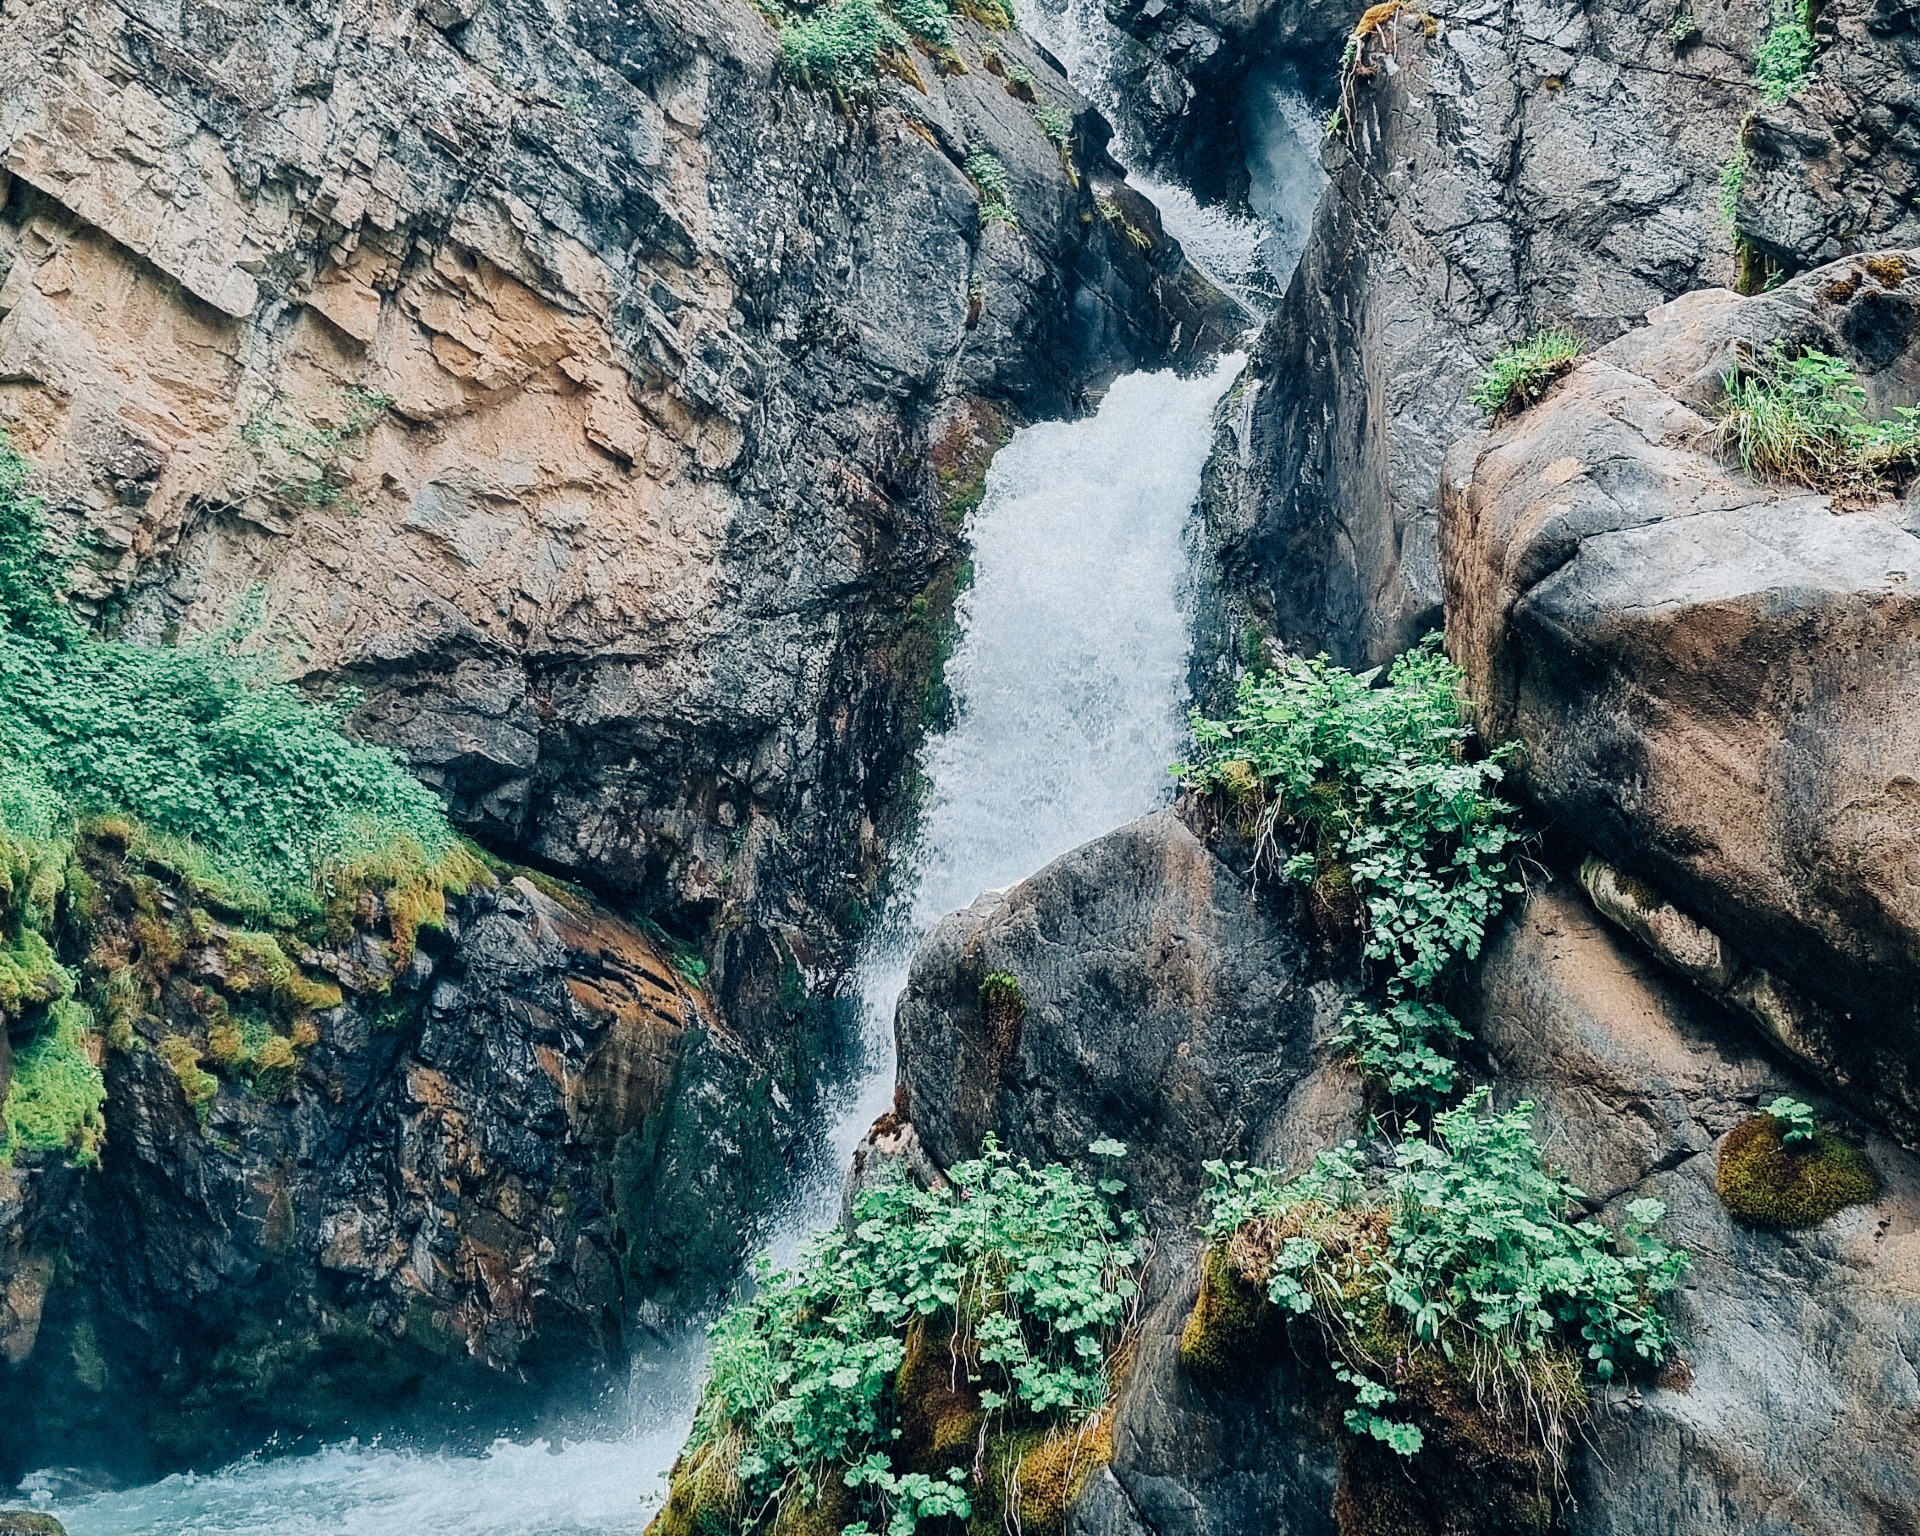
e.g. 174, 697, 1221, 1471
0, 0, 1237, 1484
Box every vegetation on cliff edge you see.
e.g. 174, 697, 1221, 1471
0, 430, 476, 1163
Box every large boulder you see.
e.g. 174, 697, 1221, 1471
894, 807, 1358, 1234
1441, 255, 1920, 1139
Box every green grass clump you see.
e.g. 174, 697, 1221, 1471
780, 0, 909, 94
1180, 637, 1524, 1106
1034, 105, 1072, 147
2, 997, 105, 1164
965, 154, 1016, 228
1717, 1109, 1877, 1227
1469, 328, 1583, 417
1199, 1090, 1687, 1470
1718, 342, 1920, 492
0, 432, 460, 925
663, 1138, 1139, 1536
1755, 0, 1814, 101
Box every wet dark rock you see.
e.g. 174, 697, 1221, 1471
0, 860, 787, 1483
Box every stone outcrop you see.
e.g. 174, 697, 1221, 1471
0, 0, 1235, 1044
1194, 0, 1777, 666
887, 814, 1920, 1535
0, 847, 781, 1481
1441, 255, 1920, 1141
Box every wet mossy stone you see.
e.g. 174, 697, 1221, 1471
0, 1513, 67, 1535
1178, 1244, 1284, 1382
1718, 1112, 1878, 1228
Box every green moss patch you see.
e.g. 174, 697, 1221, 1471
2, 998, 105, 1164
1717, 1112, 1878, 1228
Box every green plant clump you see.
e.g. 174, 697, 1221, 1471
890, 0, 952, 44
1717, 342, 1920, 492
0, 432, 463, 922
1717, 1107, 1877, 1227
965, 153, 1016, 228
1034, 105, 1072, 147
1469, 328, 1583, 417
781, 0, 910, 95
1755, 0, 1814, 101
670, 1138, 1139, 1536
1181, 638, 1523, 992
2, 997, 106, 1164
1200, 1089, 1688, 1464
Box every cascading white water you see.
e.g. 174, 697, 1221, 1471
28, 12, 1330, 1527
770, 355, 1244, 1254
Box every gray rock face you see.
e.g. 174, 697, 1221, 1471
1472, 884, 1920, 1536
1441, 257, 1920, 1140
890, 813, 1920, 1534
1740, 0, 1920, 275
0, 863, 785, 1480
0, 0, 1236, 1044
1197, 0, 1767, 666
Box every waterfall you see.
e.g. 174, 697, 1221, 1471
30, 17, 1329, 1534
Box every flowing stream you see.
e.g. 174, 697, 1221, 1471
26, 18, 1323, 1533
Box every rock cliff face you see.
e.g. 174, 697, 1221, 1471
0, 0, 1232, 1033
0, 846, 778, 1481
887, 813, 1920, 1536
1198, 0, 1777, 666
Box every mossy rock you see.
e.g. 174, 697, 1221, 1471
1718, 1113, 1878, 1228
1013, 1415, 1113, 1536
1179, 1244, 1283, 1381
0, 1512, 68, 1535
895, 1321, 985, 1473
647, 1434, 745, 1536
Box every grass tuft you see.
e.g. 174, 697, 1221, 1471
1717, 342, 1920, 493
1470, 329, 1583, 418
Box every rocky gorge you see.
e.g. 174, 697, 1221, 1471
1, 0, 1919, 1527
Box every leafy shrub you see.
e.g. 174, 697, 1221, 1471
890, 0, 952, 44
0, 432, 463, 923
1717, 342, 1920, 492
1754, 0, 1814, 101
1717, 1109, 1877, 1227
1469, 328, 1583, 417
1667, 9, 1700, 45
965, 153, 1016, 228
1199, 1090, 1688, 1466
1034, 105, 1072, 147
1181, 637, 1523, 998
673, 1139, 1139, 1536
1181, 639, 1524, 1108
1329, 1000, 1470, 1108
780, 0, 909, 94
